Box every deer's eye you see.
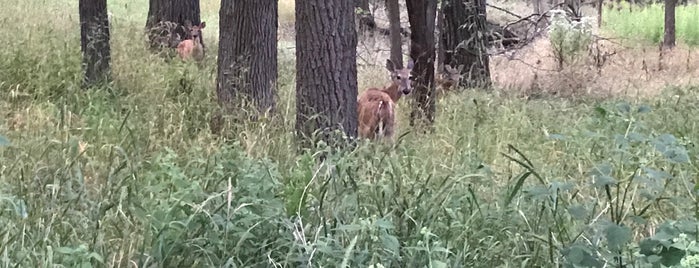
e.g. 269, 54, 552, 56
396, 75, 402, 80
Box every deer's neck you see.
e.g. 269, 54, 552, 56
382, 82, 401, 103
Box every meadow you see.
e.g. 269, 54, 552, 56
2, 0, 699, 267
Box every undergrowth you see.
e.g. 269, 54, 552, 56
3, 0, 699, 267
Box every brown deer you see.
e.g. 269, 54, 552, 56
176, 21, 206, 62
435, 64, 463, 95
357, 58, 414, 141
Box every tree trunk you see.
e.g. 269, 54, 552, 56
442, 0, 491, 89
296, 0, 358, 148
356, 0, 377, 33
406, 0, 438, 128
216, 0, 277, 122
145, 0, 203, 51
386, 0, 403, 68
597, 0, 603, 27
79, 0, 111, 87
662, 0, 676, 49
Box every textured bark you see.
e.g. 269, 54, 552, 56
79, 0, 111, 87
356, 0, 377, 32
663, 0, 676, 49
386, 0, 403, 68
441, 0, 491, 89
216, 0, 277, 118
406, 0, 437, 128
296, 0, 358, 148
145, 0, 203, 50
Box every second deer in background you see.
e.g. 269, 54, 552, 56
436, 64, 464, 95
176, 21, 206, 62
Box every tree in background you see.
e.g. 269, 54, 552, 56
295, 0, 358, 148
406, 0, 438, 129
385, 0, 403, 68
356, 0, 377, 33
78, 0, 111, 87
441, 0, 491, 88
215, 0, 277, 129
145, 0, 203, 52
663, 0, 677, 49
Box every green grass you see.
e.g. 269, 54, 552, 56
3, 0, 699, 267
603, 3, 699, 46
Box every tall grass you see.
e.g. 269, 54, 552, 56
3, 0, 699, 267
603, 3, 699, 46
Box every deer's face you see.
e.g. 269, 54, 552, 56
185, 21, 206, 42
386, 59, 414, 95
441, 65, 464, 86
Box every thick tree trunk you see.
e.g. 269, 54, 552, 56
79, 0, 111, 87
356, 0, 377, 33
406, 0, 437, 128
296, 0, 358, 148
386, 0, 403, 68
216, 0, 277, 120
442, 0, 491, 89
145, 0, 203, 51
662, 0, 676, 49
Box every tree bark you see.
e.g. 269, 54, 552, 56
441, 0, 491, 89
662, 0, 676, 49
145, 0, 203, 51
356, 0, 377, 33
216, 0, 277, 120
385, 0, 403, 68
296, 0, 358, 148
79, 0, 111, 87
406, 0, 438, 128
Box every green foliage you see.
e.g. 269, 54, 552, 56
4, 0, 699, 267
603, 3, 699, 46
547, 10, 594, 68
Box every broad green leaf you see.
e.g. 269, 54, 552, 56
381, 233, 400, 254
605, 224, 632, 252
616, 102, 631, 114
592, 175, 617, 188
639, 238, 662, 256
0, 135, 9, 146
567, 205, 588, 221
561, 244, 603, 267
659, 246, 685, 266
431, 260, 448, 268
637, 104, 652, 113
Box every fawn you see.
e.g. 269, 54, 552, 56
435, 64, 464, 95
176, 21, 206, 62
357, 58, 414, 141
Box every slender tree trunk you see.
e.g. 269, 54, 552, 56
296, 0, 358, 148
597, 0, 604, 27
356, 0, 377, 33
79, 0, 111, 87
442, 0, 491, 89
145, 0, 203, 51
385, 0, 404, 68
662, 0, 676, 49
406, 0, 438, 129
216, 0, 277, 122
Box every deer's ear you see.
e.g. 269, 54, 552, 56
456, 64, 464, 72
199, 21, 206, 28
385, 59, 396, 72
406, 59, 415, 69
184, 20, 193, 28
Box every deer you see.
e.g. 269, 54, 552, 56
435, 64, 464, 95
176, 21, 206, 62
357, 58, 414, 142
